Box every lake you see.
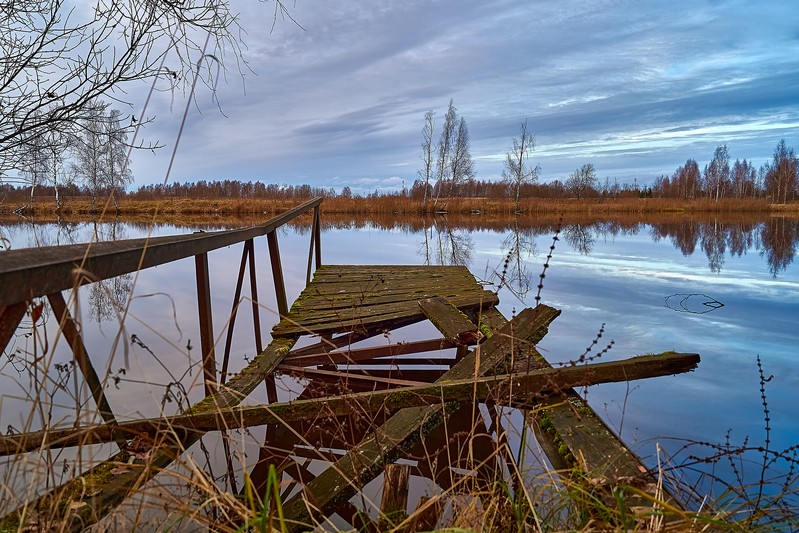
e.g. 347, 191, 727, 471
1, 212, 797, 525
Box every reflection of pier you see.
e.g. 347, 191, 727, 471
0, 198, 698, 531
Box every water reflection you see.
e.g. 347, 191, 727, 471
417, 218, 475, 267
312, 214, 798, 277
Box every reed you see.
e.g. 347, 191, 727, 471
6, 194, 798, 218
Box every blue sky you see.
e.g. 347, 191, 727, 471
130, 0, 799, 194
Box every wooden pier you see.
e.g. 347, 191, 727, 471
0, 198, 700, 531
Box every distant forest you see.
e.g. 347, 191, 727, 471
2, 140, 797, 205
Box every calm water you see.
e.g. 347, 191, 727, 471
1, 214, 798, 513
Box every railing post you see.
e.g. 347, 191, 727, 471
267, 230, 288, 317
195, 252, 217, 396
220, 241, 250, 386
247, 240, 263, 354
306, 205, 322, 286
47, 292, 126, 448
0, 302, 27, 354
314, 204, 322, 268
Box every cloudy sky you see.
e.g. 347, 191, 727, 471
131, 0, 799, 194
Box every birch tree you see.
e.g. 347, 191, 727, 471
418, 110, 435, 213
703, 145, 730, 202
763, 140, 798, 204
503, 119, 540, 212
103, 109, 134, 213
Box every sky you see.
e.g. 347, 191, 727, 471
129, 0, 799, 194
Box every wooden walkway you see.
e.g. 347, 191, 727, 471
272, 265, 497, 338
0, 260, 699, 531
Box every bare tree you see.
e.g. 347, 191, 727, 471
503, 119, 540, 212
18, 118, 49, 209
763, 139, 798, 204
442, 116, 475, 210
672, 159, 701, 199
703, 145, 730, 201
70, 101, 109, 213
103, 109, 134, 213
565, 163, 597, 198
730, 158, 756, 198
418, 110, 435, 214
1, 0, 291, 174
433, 100, 457, 211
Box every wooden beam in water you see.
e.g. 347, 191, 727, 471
419, 296, 483, 345
279, 304, 560, 530
0, 336, 298, 532
0, 351, 699, 456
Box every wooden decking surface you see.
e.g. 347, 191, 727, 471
272, 265, 498, 338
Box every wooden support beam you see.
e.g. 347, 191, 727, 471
406, 496, 443, 532
267, 230, 288, 317
0, 301, 26, 354
379, 463, 410, 530
283, 338, 458, 366
419, 296, 482, 345
0, 351, 699, 457
194, 252, 217, 396
0, 336, 298, 532
46, 293, 122, 440
279, 305, 560, 530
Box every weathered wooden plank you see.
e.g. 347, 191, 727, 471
273, 265, 495, 338
284, 287, 496, 320
0, 301, 27, 355
419, 296, 482, 345
533, 388, 687, 515
283, 338, 457, 366
273, 291, 497, 337
0, 336, 298, 532
379, 463, 410, 530
47, 292, 122, 438
280, 305, 559, 530
0, 352, 699, 455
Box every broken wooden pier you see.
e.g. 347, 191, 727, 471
0, 198, 700, 531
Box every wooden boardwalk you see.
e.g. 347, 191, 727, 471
272, 264, 497, 338
0, 252, 699, 530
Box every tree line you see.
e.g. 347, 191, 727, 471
651, 141, 798, 203
5, 100, 133, 212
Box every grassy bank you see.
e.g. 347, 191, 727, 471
4, 195, 799, 219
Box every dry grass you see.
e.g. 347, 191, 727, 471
5, 194, 799, 219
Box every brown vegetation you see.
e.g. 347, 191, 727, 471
3, 193, 798, 219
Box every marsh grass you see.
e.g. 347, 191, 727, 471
6, 194, 799, 219
1, 284, 798, 532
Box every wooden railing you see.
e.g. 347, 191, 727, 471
0, 196, 323, 401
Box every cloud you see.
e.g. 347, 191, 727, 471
128, 0, 799, 188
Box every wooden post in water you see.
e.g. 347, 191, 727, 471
194, 251, 217, 396
379, 463, 410, 530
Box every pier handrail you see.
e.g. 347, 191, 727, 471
0, 196, 323, 307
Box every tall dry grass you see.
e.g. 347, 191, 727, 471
5, 194, 799, 219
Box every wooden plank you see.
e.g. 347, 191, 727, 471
0, 352, 699, 455
273, 265, 496, 338
480, 307, 685, 510
419, 296, 482, 345
273, 291, 497, 337
0, 301, 26, 354
379, 464, 410, 530
283, 338, 457, 366
280, 305, 559, 530
46, 293, 122, 438
0, 335, 298, 532
284, 286, 495, 320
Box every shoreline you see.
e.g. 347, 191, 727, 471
3, 196, 799, 219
